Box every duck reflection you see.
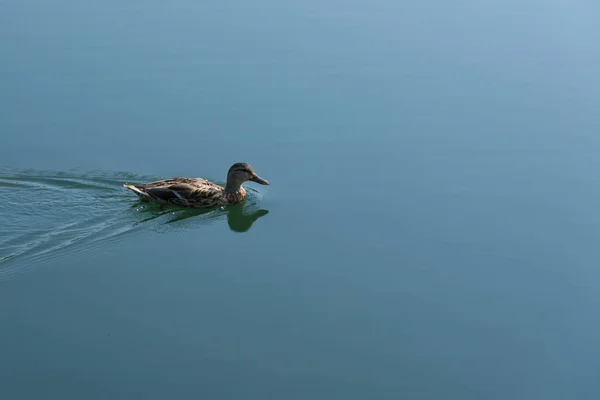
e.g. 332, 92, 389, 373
132, 202, 269, 233
226, 208, 269, 232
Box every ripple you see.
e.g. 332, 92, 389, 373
0, 168, 270, 280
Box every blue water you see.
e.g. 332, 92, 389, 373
2, 1, 600, 398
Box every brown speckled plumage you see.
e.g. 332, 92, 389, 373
123, 163, 269, 209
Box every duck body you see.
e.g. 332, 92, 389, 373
123, 163, 269, 209
123, 177, 245, 208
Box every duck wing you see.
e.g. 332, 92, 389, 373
124, 178, 225, 208
141, 177, 214, 188
141, 183, 197, 202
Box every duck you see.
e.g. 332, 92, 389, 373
123, 162, 269, 209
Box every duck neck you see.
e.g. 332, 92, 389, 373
225, 181, 244, 194
224, 182, 246, 203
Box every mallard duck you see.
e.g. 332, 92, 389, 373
123, 162, 269, 209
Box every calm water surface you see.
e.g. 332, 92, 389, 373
2, 0, 600, 398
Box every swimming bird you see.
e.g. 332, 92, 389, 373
123, 162, 269, 209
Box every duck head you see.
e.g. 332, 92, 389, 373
225, 162, 270, 192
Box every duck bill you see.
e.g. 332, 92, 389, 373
251, 175, 270, 185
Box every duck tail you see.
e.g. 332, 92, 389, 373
123, 183, 151, 201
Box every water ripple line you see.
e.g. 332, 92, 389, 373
0, 168, 269, 280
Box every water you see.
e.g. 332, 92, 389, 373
1, 0, 600, 398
